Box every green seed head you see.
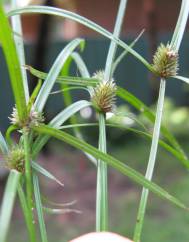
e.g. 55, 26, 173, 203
6, 146, 25, 173
91, 71, 117, 113
152, 43, 179, 78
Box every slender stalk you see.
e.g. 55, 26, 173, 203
96, 0, 127, 231
134, 79, 166, 241
134, 1, 189, 240
33, 173, 48, 242
96, 113, 108, 231
23, 129, 36, 241
0, 170, 21, 242
18, 183, 37, 242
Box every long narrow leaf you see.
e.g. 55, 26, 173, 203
8, 6, 154, 73
0, 170, 21, 242
33, 125, 188, 210
112, 29, 145, 74
32, 161, 64, 187
34, 38, 85, 112
58, 122, 189, 168
43, 206, 81, 215
10, 0, 29, 102
33, 173, 48, 242
171, 0, 189, 50
173, 75, 189, 84
25, 65, 98, 86
0, 5, 27, 121
117, 87, 188, 161
32, 100, 91, 157
0, 132, 8, 154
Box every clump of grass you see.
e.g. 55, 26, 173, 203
0, 1, 189, 242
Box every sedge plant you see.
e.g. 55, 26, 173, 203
0, 1, 189, 242
134, 1, 189, 241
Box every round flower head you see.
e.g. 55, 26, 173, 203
6, 146, 25, 173
91, 71, 117, 113
152, 43, 179, 78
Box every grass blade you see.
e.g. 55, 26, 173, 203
34, 38, 85, 112
58, 122, 189, 168
112, 29, 145, 74
33, 125, 188, 211
8, 6, 154, 73
173, 75, 189, 84
0, 170, 21, 242
43, 206, 81, 215
25, 65, 98, 87
10, 0, 29, 102
33, 173, 48, 242
32, 100, 91, 157
0, 132, 8, 154
32, 161, 64, 187
117, 87, 187, 160
104, 0, 127, 81
0, 4, 27, 121
171, 0, 189, 50
68, 53, 97, 165
71, 52, 90, 77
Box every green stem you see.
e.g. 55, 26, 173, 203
96, 0, 128, 231
18, 183, 37, 242
96, 113, 108, 231
134, 79, 166, 242
23, 129, 36, 240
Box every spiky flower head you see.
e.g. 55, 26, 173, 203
29, 107, 44, 127
9, 106, 44, 128
91, 71, 117, 113
5, 145, 25, 173
152, 43, 179, 78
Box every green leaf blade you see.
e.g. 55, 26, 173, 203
0, 170, 21, 242
34, 38, 85, 112
0, 5, 27, 121
33, 125, 188, 211
8, 6, 154, 72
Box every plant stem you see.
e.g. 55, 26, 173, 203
134, 1, 189, 240
18, 183, 37, 242
96, 0, 127, 231
96, 113, 108, 231
23, 129, 36, 241
133, 78, 166, 242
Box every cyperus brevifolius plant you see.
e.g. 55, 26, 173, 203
0, 0, 189, 242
